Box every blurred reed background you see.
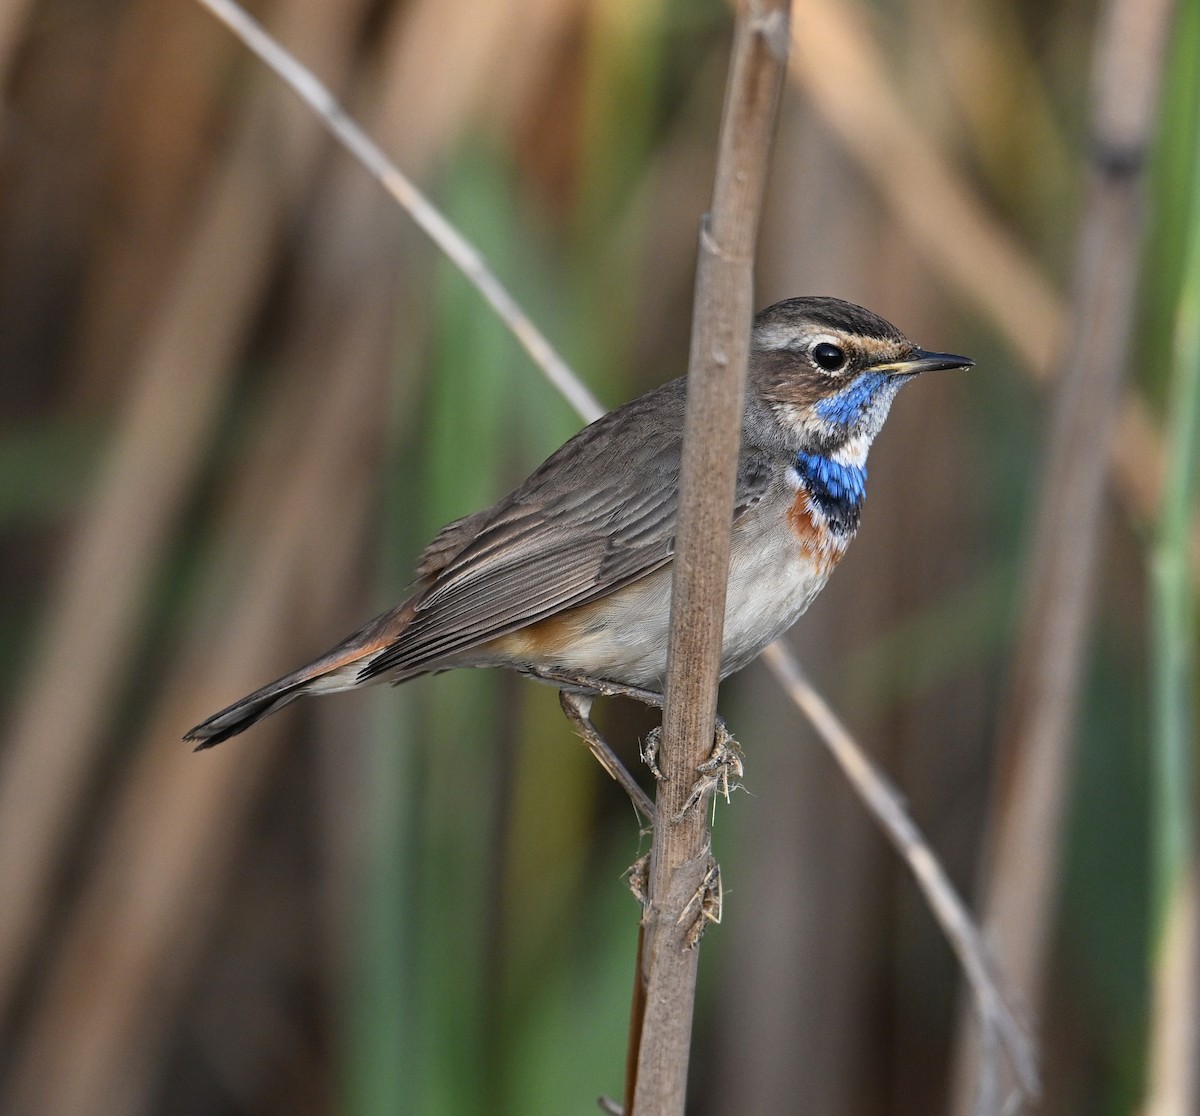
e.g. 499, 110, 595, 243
0, 0, 1195, 1113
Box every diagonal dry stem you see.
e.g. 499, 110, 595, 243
197, 0, 604, 426
761, 642, 1039, 1103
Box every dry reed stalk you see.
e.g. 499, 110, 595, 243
791, 0, 1060, 368
68, 0, 238, 404
0, 0, 34, 89
1144, 866, 1200, 1114
373, 0, 587, 172
1, 302, 388, 1116
949, 0, 1175, 1109
707, 107, 890, 1113
0, 0, 355, 1023
630, 4, 790, 1111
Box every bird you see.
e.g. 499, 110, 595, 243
185, 296, 972, 762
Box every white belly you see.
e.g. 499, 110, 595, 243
524, 517, 834, 690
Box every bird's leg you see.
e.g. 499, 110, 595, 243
530, 666, 664, 709
558, 690, 655, 822
537, 667, 743, 813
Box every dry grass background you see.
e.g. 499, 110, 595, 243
0, 0, 1195, 1113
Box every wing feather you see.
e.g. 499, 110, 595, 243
361, 380, 775, 681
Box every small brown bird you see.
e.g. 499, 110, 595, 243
185, 296, 971, 748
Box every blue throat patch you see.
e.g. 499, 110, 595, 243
794, 452, 867, 533
814, 371, 891, 427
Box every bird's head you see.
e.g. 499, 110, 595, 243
748, 296, 973, 461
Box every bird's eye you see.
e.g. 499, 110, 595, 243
812, 341, 846, 371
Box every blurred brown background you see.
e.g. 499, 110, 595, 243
0, 0, 1194, 1113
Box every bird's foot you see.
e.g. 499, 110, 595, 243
640, 727, 664, 781
679, 854, 723, 948
676, 719, 744, 821
627, 853, 650, 909
558, 691, 655, 821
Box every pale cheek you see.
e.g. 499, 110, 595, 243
775, 403, 830, 444
775, 403, 807, 435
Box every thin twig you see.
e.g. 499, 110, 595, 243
196, 0, 604, 426
760, 642, 1039, 1102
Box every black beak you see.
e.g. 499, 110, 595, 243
874, 348, 975, 376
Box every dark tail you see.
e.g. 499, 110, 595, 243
184, 602, 417, 748
184, 672, 316, 748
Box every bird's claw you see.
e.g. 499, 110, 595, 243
678, 856, 723, 948
641, 727, 665, 780
627, 853, 650, 908
675, 719, 744, 820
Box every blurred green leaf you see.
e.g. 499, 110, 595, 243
0, 414, 104, 524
